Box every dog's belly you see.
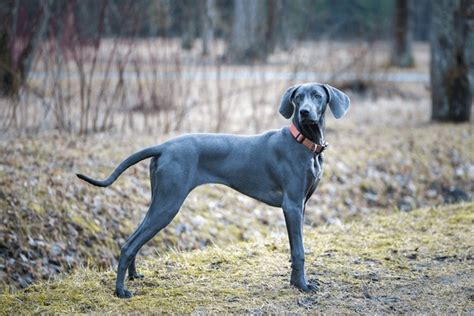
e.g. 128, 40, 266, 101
227, 177, 283, 208
188, 133, 284, 207
198, 156, 284, 208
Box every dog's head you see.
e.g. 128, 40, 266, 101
279, 83, 350, 126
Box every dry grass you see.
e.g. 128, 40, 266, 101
1, 92, 472, 290
1, 202, 472, 314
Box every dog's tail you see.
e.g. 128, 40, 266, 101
76, 145, 162, 187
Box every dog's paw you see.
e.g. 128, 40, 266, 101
128, 273, 144, 280
291, 280, 319, 293
115, 288, 133, 299
304, 283, 319, 293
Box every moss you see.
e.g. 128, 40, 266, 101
1, 202, 472, 314
69, 214, 102, 234
27, 202, 46, 215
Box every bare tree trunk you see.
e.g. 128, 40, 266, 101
264, 0, 278, 54
390, 0, 414, 67
275, 0, 290, 50
0, 0, 51, 97
0, 0, 19, 97
18, 0, 51, 81
201, 0, 217, 56
180, 1, 196, 50
227, 0, 277, 62
430, 0, 473, 122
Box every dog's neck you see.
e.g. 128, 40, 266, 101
292, 117, 325, 145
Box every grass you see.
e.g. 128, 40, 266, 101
1, 202, 472, 314
0, 116, 472, 290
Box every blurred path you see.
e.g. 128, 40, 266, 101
30, 70, 429, 83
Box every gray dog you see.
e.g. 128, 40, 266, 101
77, 82, 350, 298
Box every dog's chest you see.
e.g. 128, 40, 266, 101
308, 155, 323, 179
303, 155, 323, 201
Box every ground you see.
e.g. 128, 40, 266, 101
0, 94, 472, 290
0, 40, 472, 313
1, 202, 472, 314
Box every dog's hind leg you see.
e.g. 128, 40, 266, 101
115, 160, 190, 298
120, 221, 145, 280
126, 157, 160, 281
115, 196, 184, 298
128, 249, 144, 280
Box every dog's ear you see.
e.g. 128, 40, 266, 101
322, 84, 350, 119
279, 84, 299, 119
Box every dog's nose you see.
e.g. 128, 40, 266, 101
300, 108, 310, 117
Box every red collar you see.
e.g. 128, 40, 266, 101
289, 123, 328, 154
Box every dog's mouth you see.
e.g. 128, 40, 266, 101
301, 119, 318, 125
300, 120, 325, 144
315, 125, 325, 144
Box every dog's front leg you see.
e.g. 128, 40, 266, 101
283, 206, 317, 292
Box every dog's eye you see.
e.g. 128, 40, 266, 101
294, 94, 301, 101
312, 92, 321, 99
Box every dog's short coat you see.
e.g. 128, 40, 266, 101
77, 83, 350, 298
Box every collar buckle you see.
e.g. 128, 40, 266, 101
319, 142, 328, 154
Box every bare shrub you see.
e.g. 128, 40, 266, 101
0, 1, 396, 137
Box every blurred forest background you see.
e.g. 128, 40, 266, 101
0, 0, 471, 133
0, 0, 472, 307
